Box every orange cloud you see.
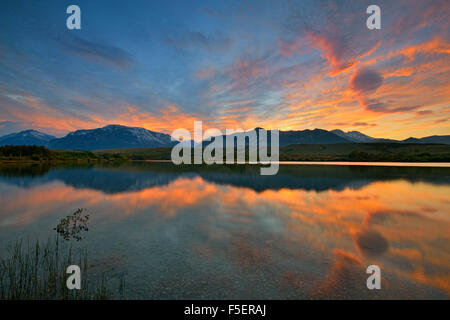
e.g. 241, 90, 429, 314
306, 31, 380, 77
399, 37, 450, 61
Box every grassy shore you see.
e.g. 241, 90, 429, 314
0, 145, 128, 164
96, 143, 450, 162
2, 143, 450, 164
0, 237, 122, 300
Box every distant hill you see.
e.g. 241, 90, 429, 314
47, 125, 176, 150
206, 127, 350, 147
330, 129, 397, 143
0, 130, 56, 146
279, 128, 351, 145
402, 135, 450, 144
0, 125, 448, 150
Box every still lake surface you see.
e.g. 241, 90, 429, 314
0, 162, 449, 299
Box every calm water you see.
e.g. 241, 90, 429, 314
0, 162, 449, 299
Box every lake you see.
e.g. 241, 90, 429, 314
0, 162, 449, 299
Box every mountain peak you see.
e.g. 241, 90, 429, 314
48, 124, 175, 150
14, 129, 47, 135
0, 129, 56, 146
102, 124, 128, 129
331, 129, 376, 143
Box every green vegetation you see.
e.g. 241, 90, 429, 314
0, 207, 125, 300
2, 143, 449, 164
279, 143, 450, 162
97, 143, 450, 162
0, 145, 128, 163
54, 208, 90, 242
0, 237, 122, 300
0, 145, 51, 160
95, 147, 173, 160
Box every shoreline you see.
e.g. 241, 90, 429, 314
0, 159, 124, 164
2, 158, 449, 168
139, 160, 450, 168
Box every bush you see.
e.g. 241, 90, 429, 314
0, 145, 51, 158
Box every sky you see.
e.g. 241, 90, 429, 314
0, 0, 449, 139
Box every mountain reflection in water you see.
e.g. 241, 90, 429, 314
0, 162, 449, 299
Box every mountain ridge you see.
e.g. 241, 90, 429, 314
0, 125, 449, 150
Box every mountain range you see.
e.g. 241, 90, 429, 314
0, 125, 449, 150
0, 130, 56, 146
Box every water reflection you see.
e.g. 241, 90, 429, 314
1, 162, 449, 193
0, 163, 449, 299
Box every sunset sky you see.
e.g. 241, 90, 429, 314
0, 0, 449, 139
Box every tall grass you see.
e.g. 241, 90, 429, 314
0, 237, 122, 300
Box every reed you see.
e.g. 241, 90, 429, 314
0, 237, 120, 300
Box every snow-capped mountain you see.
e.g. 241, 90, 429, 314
331, 129, 377, 143
330, 129, 397, 143
0, 130, 56, 146
47, 125, 177, 150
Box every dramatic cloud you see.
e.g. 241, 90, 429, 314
0, 0, 449, 139
416, 110, 433, 116
332, 122, 377, 127
225, 56, 270, 91
58, 35, 134, 68
307, 31, 359, 76
350, 68, 383, 94
349, 68, 425, 114
361, 99, 422, 113
352, 122, 377, 127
